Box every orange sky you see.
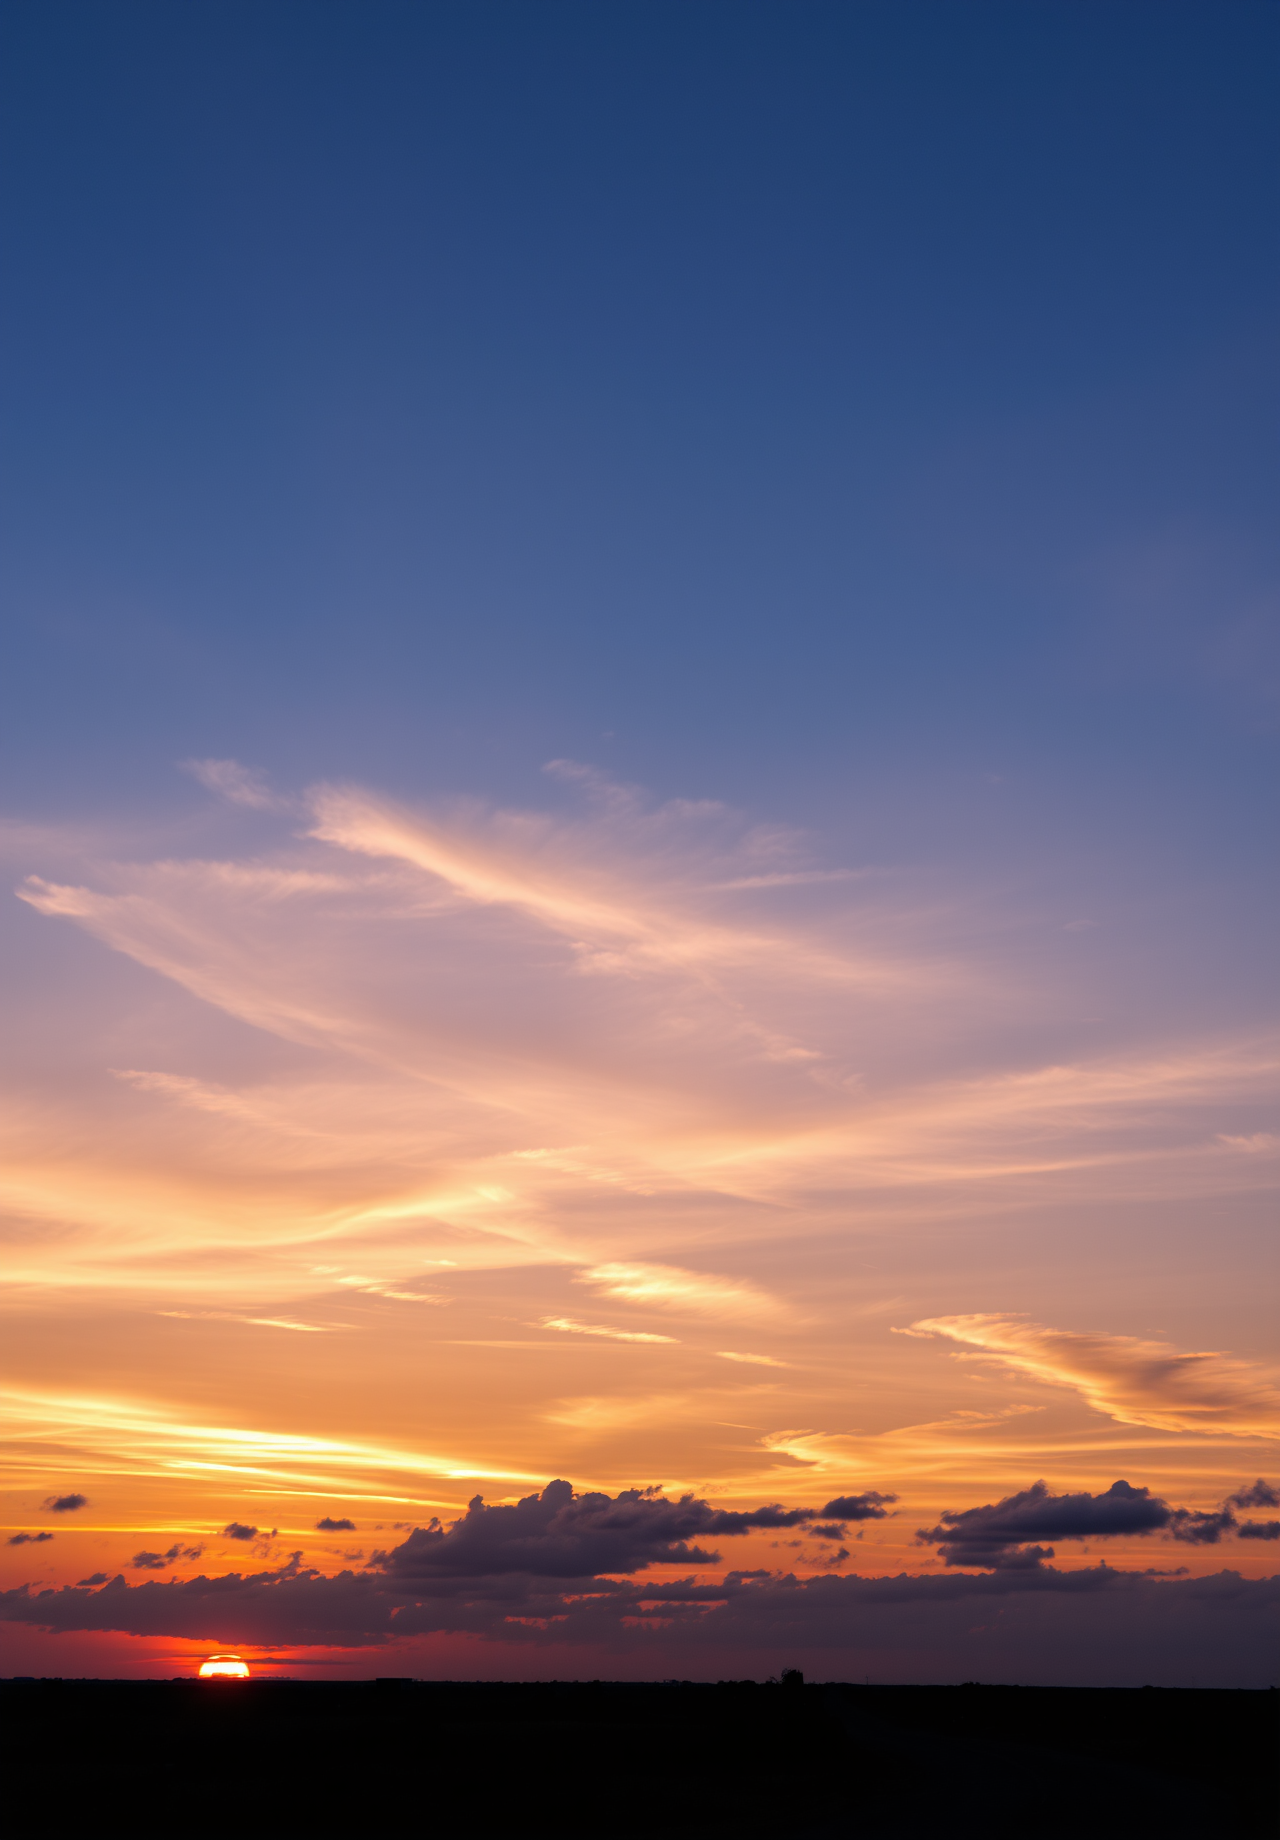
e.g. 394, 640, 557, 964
1, 769, 1276, 1679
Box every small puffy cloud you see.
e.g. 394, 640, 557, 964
1168, 1508, 1237, 1546
1227, 1478, 1280, 1510
7, 1532, 54, 1546
223, 1522, 259, 1541
1238, 1520, 1280, 1541
44, 1493, 87, 1512
821, 1493, 896, 1522
132, 1543, 204, 1570
316, 1518, 357, 1533
76, 1573, 108, 1587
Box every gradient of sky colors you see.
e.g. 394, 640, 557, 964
1, 1, 1276, 1685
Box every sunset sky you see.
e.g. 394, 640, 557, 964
2, 1, 1277, 1685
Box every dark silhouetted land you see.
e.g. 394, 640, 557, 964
3, 1677, 1274, 1835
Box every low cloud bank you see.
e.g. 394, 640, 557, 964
0, 1554, 1274, 1686
1, 1481, 1275, 1684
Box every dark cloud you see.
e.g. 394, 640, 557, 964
1169, 1508, 1237, 1546
820, 1493, 896, 1521
0, 1551, 1275, 1687
380, 1481, 848, 1582
1227, 1479, 1280, 1510
0, 1555, 397, 1647
918, 1480, 1176, 1569
132, 1543, 205, 1570
316, 1518, 357, 1533
44, 1494, 87, 1513
1238, 1520, 1280, 1541
380, 1484, 909, 1587
76, 1573, 108, 1587
223, 1523, 258, 1541
7, 1532, 54, 1546
917, 1479, 1280, 1568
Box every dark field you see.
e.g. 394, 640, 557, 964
2, 1677, 1274, 1836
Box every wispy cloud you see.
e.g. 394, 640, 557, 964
579, 1264, 781, 1322
181, 758, 291, 812
0, 1387, 541, 1498
11, 771, 1273, 1305
540, 1317, 678, 1345
905, 1316, 1280, 1439
156, 1312, 341, 1334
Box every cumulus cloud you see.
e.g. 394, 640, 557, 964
1168, 1508, 1238, 1546
131, 1543, 204, 1570
916, 1479, 1251, 1570
905, 1315, 1280, 1437
1227, 1479, 1280, 1510
223, 1523, 259, 1541
1238, 1520, 1280, 1541
821, 1493, 896, 1522
316, 1518, 357, 1532
44, 1493, 87, 1512
7, 1531, 54, 1546
378, 1480, 842, 1583
76, 1572, 107, 1587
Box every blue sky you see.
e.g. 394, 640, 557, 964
4, 0, 1275, 849
0, 2, 1276, 1683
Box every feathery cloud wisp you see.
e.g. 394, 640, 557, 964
906, 1315, 1280, 1438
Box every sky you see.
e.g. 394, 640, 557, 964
0, 0, 1277, 1686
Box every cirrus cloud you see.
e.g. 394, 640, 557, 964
903, 1315, 1280, 1437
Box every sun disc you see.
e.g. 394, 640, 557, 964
198, 1655, 250, 1679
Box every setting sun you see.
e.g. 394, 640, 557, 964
198, 1656, 250, 1680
